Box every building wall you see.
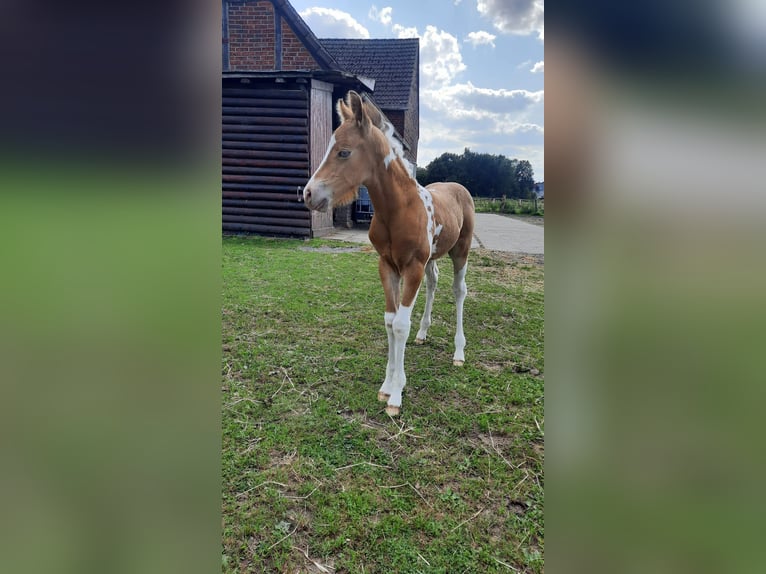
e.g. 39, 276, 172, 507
226, 1, 320, 72
385, 110, 405, 145
281, 17, 321, 71
227, 1, 275, 70
384, 110, 417, 165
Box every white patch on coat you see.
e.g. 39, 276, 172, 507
379, 119, 413, 175
417, 185, 438, 256
432, 223, 444, 251
383, 146, 397, 168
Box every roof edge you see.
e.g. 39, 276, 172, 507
222, 69, 374, 92
270, 0, 341, 71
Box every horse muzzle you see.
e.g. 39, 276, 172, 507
303, 183, 331, 212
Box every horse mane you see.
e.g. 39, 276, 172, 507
360, 94, 415, 178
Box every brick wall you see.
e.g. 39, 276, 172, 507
225, 1, 320, 72
281, 17, 321, 71
386, 111, 405, 143
385, 110, 418, 165
227, 1, 275, 70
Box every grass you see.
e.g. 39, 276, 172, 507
473, 197, 544, 217
222, 235, 544, 573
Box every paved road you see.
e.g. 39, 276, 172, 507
324, 213, 543, 254
472, 213, 544, 254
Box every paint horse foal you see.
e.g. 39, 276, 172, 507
303, 91, 474, 416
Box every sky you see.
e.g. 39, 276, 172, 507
288, 0, 544, 182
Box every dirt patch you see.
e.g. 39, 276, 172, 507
475, 432, 514, 451
269, 449, 298, 467
474, 250, 544, 267
507, 499, 529, 515
469, 249, 545, 268
477, 360, 542, 376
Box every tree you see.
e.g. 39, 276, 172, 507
418, 150, 534, 199
514, 160, 535, 199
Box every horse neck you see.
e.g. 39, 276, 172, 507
363, 151, 418, 224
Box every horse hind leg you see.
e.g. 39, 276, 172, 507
415, 260, 438, 344
450, 248, 469, 366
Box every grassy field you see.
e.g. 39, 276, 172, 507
473, 197, 543, 217
222, 235, 544, 573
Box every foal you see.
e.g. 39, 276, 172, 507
303, 91, 475, 416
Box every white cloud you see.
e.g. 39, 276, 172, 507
298, 7, 370, 39
383, 22, 466, 87
368, 5, 393, 26
476, 0, 544, 40
419, 26, 467, 87
530, 60, 544, 73
464, 30, 497, 48
418, 81, 544, 175
427, 82, 543, 115
392, 24, 419, 38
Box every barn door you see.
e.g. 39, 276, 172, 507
222, 81, 310, 236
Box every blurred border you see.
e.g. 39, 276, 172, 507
547, 1, 766, 572
0, 2, 222, 573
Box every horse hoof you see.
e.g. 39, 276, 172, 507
453, 360, 464, 367
385, 405, 400, 417
378, 392, 390, 402
414, 338, 425, 345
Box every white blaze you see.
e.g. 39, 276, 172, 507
304, 134, 336, 191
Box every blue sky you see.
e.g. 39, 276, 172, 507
288, 0, 544, 181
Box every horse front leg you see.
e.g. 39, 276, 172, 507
384, 263, 424, 416
377, 259, 400, 404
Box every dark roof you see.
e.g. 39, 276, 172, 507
319, 38, 419, 109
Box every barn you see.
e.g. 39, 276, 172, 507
222, 0, 420, 237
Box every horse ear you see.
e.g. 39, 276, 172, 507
347, 91, 370, 131
361, 97, 383, 130
337, 98, 353, 122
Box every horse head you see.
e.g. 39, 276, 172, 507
303, 91, 387, 212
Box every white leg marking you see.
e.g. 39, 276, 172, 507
386, 301, 416, 412
379, 311, 396, 400
416, 260, 438, 343
453, 264, 468, 366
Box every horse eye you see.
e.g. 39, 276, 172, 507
338, 150, 351, 159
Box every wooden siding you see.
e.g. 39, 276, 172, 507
308, 80, 334, 237
222, 81, 311, 236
